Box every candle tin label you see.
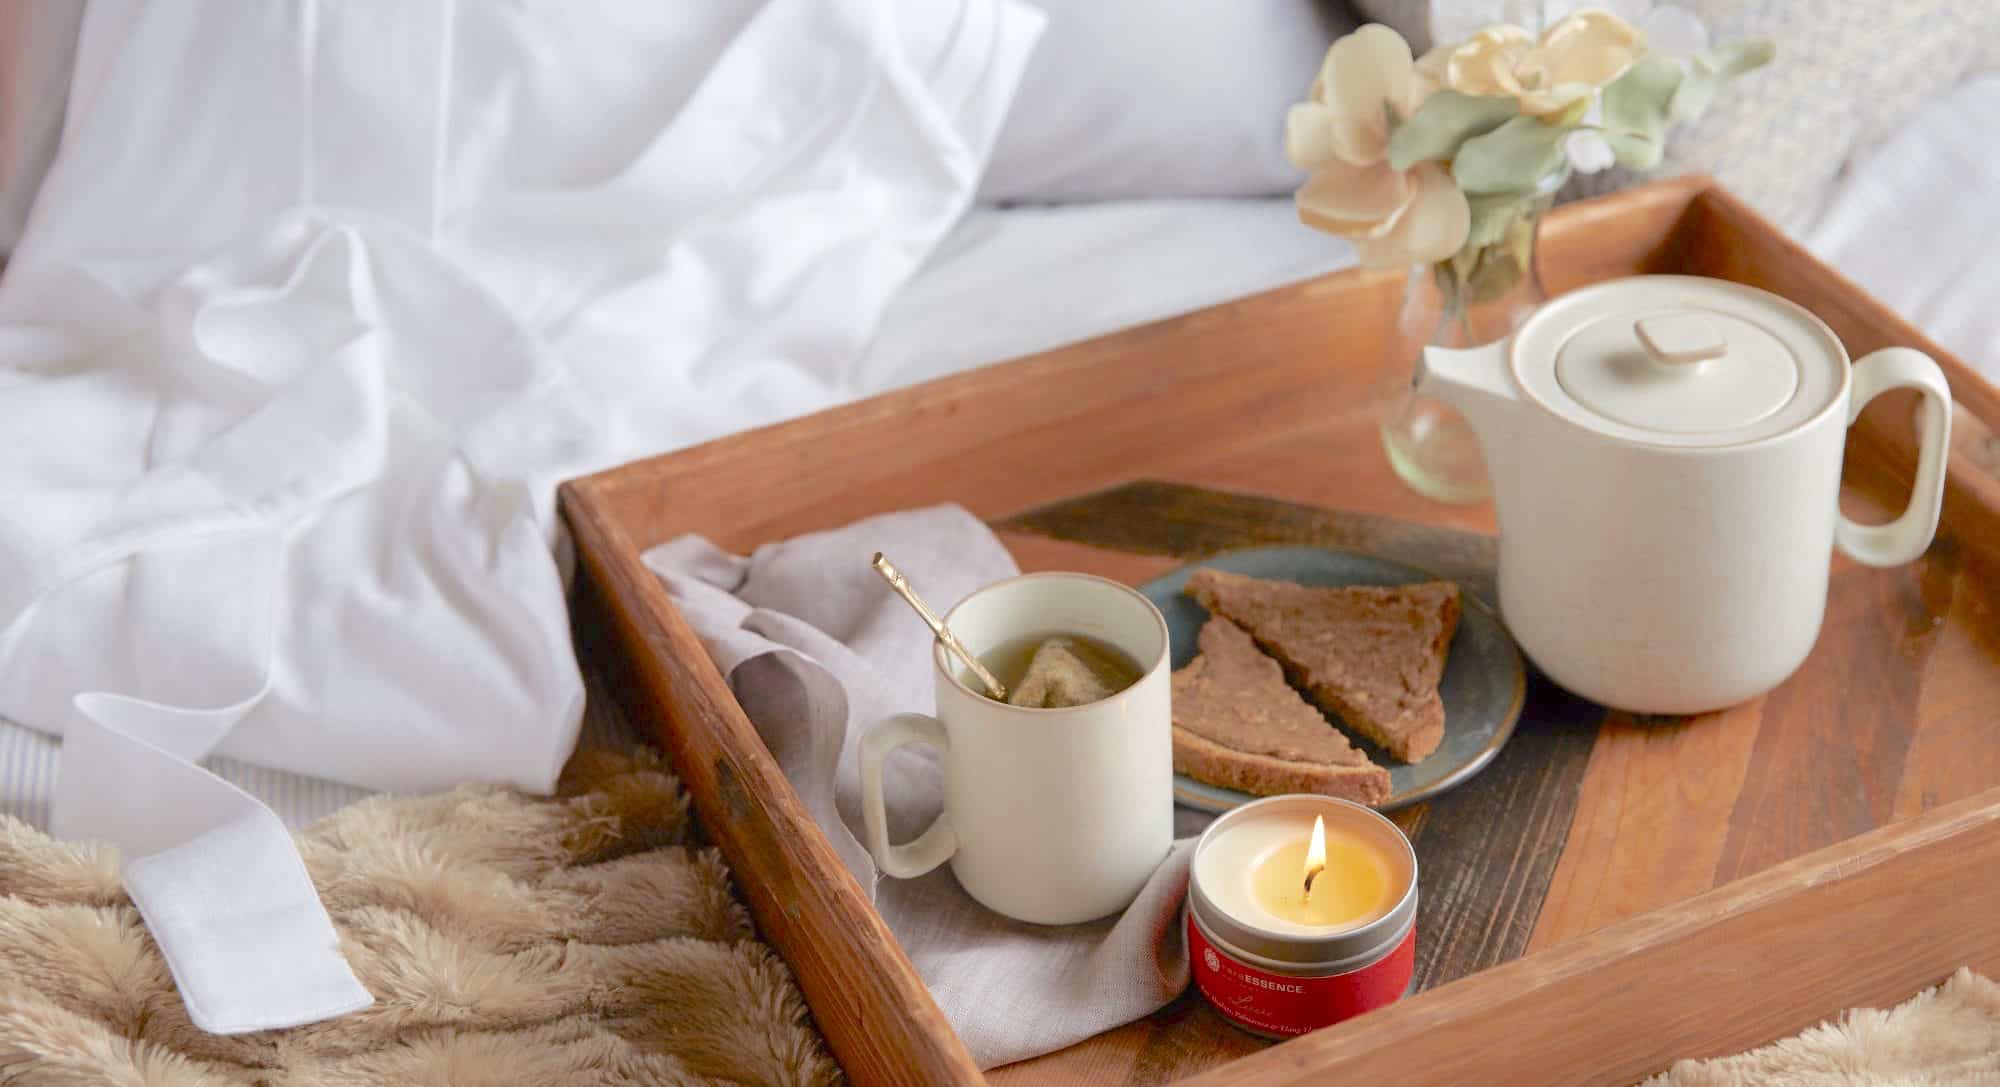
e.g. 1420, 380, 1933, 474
1188, 913, 1416, 1038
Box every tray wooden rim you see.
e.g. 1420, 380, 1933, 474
561, 175, 2000, 1086
566, 496, 985, 1084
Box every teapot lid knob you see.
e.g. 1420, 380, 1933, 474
1634, 314, 1728, 367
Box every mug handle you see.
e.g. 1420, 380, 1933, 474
859, 712, 958, 879
1836, 347, 1953, 567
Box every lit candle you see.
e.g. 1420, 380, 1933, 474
1192, 804, 1402, 937
1186, 795, 1419, 1038
1246, 814, 1392, 929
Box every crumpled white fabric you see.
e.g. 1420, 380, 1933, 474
0, 0, 1040, 1033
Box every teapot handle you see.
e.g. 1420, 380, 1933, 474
1835, 348, 1952, 567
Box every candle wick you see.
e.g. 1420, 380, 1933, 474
1303, 866, 1323, 898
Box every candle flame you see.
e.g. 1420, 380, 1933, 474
1302, 814, 1327, 898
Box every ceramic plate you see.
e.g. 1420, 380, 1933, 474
1141, 547, 1526, 813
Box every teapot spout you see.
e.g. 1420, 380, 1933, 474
1413, 341, 1524, 455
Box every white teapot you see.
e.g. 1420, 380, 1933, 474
1417, 276, 1952, 714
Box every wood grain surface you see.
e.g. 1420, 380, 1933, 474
562, 177, 2000, 1085
1178, 785, 2000, 1087
998, 481, 1502, 604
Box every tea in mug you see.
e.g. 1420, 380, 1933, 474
966, 633, 1145, 708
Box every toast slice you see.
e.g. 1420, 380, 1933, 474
1171, 616, 1392, 804
1185, 568, 1459, 763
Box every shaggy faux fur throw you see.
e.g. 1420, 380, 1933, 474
0, 748, 840, 1086
1645, 969, 2000, 1086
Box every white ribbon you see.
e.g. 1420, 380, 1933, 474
12, 332, 390, 1032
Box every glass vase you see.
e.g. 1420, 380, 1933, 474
1378, 167, 1566, 504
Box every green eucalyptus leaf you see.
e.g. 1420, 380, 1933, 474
1604, 128, 1665, 170
1601, 54, 1683, 170
1670, 39, 1773, 123
1462, 192, 1522, 250
1603, 54, 1683, 133
1386, 91, 1519, 171
1668, 66, 1718, 123
1704, 38, 1776, 79
1451, 116, 1568, 195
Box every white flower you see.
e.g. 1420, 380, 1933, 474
1440, 11, 1645, 117
1287, 25, 1471, 268
1564, 100, 1616, 172
1413, 43, 1453, 101
1434, 4, 1711, 172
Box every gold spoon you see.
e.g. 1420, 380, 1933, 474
870, 552, 1007, 701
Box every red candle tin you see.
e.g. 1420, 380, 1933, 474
1185, 795, 1419, 1039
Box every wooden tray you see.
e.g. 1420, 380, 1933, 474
561, 176, 2000, 1086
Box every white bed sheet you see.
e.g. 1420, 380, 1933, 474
1807, 75, 2000, 384
856, 197, 1357, 392
0, 195, 1353, 831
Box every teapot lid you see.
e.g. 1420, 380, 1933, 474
1513, 276, 1846, 447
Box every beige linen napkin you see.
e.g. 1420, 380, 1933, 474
643, 504, 1194, 1069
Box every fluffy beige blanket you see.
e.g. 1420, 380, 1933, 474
0, 748, 839, 1085
1645, 969, 2000, 1086
5, 737, 1994, 1087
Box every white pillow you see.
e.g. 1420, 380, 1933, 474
979, 0, 1354, 202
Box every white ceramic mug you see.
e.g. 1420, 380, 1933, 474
859, 572, 1174, 925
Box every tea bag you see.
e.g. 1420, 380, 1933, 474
1007, 637, 1118, 708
